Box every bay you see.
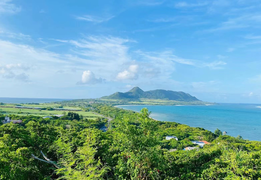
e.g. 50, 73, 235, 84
117, 104, 261, 141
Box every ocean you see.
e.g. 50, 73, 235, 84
117, 104, 261, 141
0, 97, 68, 104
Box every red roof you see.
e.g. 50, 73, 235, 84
201, 141, 210, 144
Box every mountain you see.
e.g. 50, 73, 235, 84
101, 87, 200, 102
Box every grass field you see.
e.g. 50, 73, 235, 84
0, 104, 100, 119
12, 103, 82, 110
99, 98, 207, 105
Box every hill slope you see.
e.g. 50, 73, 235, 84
101, 87, 200, 102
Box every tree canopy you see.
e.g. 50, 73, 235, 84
1, 104, 261, 179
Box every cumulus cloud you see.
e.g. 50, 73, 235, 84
0, 0, 21, 14
0, 40, 78, 86
117, 65, 139, 81
0, 63, 30, 82
81, 70, 103, 84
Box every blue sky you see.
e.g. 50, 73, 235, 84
0, 0, 261, 103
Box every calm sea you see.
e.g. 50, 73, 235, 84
0, 97, 68, 104
117, 104, 261, 141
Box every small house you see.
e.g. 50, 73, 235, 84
2, 116, 22, 124
166, 136, 178, 141
2, 116, 11, 124
192, 141, 210, 147
184, 147, 199, 151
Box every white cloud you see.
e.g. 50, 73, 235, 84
204, 61, 227, 69
190, 81, 220, 93
15, 73, 30, 82
117, 64, 139, 81
135, 50, 196, 79
250, 75, 261, 83
0, 63, 30, 82
0, 30, 31, 40
81, 70, 103, 84
134, 0, 165, 6
75, 15, 114, 23
206, 14, 261, 32
175, 1, 209, 8
137, 50, 194, 66
217, 55, 227, 59
0, 0, 21, 14
0, 35, 134, 85
241, 91, 261, 100
227, 48, 235, 52
244, 35, 261, 40
0, 33, 228, 91
59, 37, 190, 82
0, 40, 79, 86
125, 84, 133, 89
59, 36, 134, 80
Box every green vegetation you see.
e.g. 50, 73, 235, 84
101, 87, 203, 105
1, 102, 261, 179
0, 103, 100, 119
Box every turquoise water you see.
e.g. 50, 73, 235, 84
117, 104, 261, 141
0, 97, 68, 103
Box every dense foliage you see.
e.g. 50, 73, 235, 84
102, 87, 199, 101
1, 104, 261, 179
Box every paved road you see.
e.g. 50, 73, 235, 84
93, 112, 113, 132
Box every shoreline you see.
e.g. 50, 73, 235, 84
114, 104, 261, 142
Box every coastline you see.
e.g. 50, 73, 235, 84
115, 104, 261, 141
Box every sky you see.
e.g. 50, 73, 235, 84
0, 0, 261, 103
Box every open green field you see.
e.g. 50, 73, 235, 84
2, 103, 82, 110
99, 98, 208, 105
0, 104, 100, 119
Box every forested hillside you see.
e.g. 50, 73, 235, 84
102, 87, 200, 102
1, 104, 261, 179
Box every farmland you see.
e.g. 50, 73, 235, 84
0, 103, 100, 119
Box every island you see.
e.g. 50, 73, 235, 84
100, 87, 206, 105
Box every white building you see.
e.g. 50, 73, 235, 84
184, 147, 199, 151
2, 116, 11, 124
166, 136, 178, 141
191, 141, 210, 147
2, 116, 22, 124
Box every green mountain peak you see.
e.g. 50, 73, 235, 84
101, 87, 200, 102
